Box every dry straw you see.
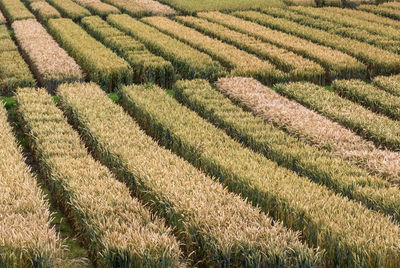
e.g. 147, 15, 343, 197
333, 79, 400, 121
16, 87, 184, 267
0, 103, 62, 267
0, 25, 35, 95
235, 10, 400, 76
0, 0, 34, 23
198, 11, 366, 81
107, 14, 225, 81
143, 16, 286, 85
47, 0, 90, 20
102, 0, 175, 16
30, 1, 61, 22
373, 74, 400, 97
72, 0, 120, 17
48, 18, 133, 90
274, 81, 400, 151
269, 7, 400, 53
216, 77, 400, 183
118, 82, 400, 267
57, 82, 319, 267
12, 19, 83, 91
175, 15, 325, 84
81, 16, 174, 88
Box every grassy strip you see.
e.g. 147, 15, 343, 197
359, 4, 400, 20
175, 16, 325, 84
107, 14, 225, 81
274, 81, 400, 151
216, 77, 400, 183
326, 6, 400, 29
118, 82, 400, 267
269, 7, 400, 54
235, 10, 400, 76
143, 16, 285, 85
57, 82, 319, 267
0, 102, 62, 267
47, 18, 133, 91
333, 79, 400, 121
16, 87, 184, 267
81, 16, 174, 88
47, 0, 90, 20
198, 12, 366, 81
12, 19, 83, 91
175, 79, 400, 216
72, 0, 120, 17
30, 1, 61, 22
0, 0, 34, 23
0, 25, 35, 96
373, 74, 400, 97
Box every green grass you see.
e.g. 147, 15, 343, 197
156, 0, 284, 14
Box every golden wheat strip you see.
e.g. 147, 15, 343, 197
101, 0, 147, 17
118, 82, 400, 267
0, 25, 35, 95
30, 1, 61, 22
16, 87, 184, 267
57, 82, 319, 267
198, 12, 366, 80
47, 18, 132, 90
175, 16, 325, 84
143, 16, 286, 85
72, 0, 120, 16
0, 103, 62, 267
274, 81, 400, 151
47, 0, 90, 20
284, 0, 316, 6
216, 77, 400, 183
333, 79, 400, 121
373, 74, 400, 97
12, 19, 83, 91
0, 9, 5, 23
235, 10, 400, 76
269, 7, 400, 53
0, 0, 34, 22
81, 16, 174, 88
326, 6, 400, 29
359, 4, 400, 20
107, 14, 225, 81
128, 0, 175, 15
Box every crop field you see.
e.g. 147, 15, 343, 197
2, 0, 400, 267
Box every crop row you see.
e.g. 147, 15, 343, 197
373, 74, 400, 97
56, 82, 317, 267
216, 77, 400, 183
175, 16, 325, 84
0, 7, 4, 23
271, 7, 400, 54
15, 87, 183, 267
0, 103, 61, 266
0, 24, 35, 95
72, 0, 120, 17
143, 16, 286, 85
108, 14, 224, 81
359, 4, 400, 20
236, 10, 400, 76
81, 15, 174, 88
47, 0, 90, 20
332, 79, 400, 121
198, 12, 366, 81
12, 19, 83, 90
118, 81, 400, 267
274, 81, 400, 152
102, 0, 175, 17
30, 1, 61, 22
0, 0, 34, 23
47, 18, 133, 90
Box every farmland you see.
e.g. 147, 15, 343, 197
1, 0, 400, 267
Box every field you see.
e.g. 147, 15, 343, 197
1, 0, 400, 267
